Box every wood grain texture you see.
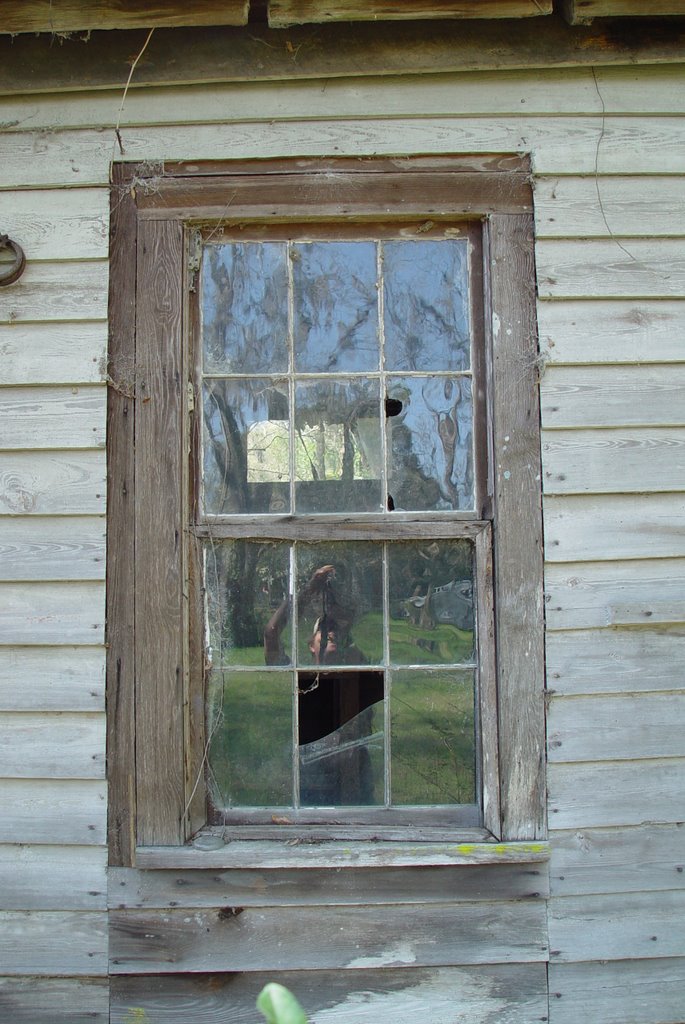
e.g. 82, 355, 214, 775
0, 910, 107, 976
547, 692, 685, 762
548, 957, 685, 1024
0, 845, 107, 911
0, 0, 248, 33
542, 428, 685, 495
550, 823, 685, 896
0, 646, 105, 711
562, 0, 685, 22
0, 261, 108, 322
0, 322, 107, 386
0, 779, 106, 845
540, 365, 685, 429
0, 581, 104, 644
543, 494, 685, 562
0, 188, 108, 260
537, 238, 685, 299
548, 758, 684, 828
269, 0, 552, 24
545, 626, 685, 695
109, 901, 548, 973
0, 517, 105, 581
0, 712, 105, 779
0, 977, 108, 1024
0, 450, 106, 516
0, 386, 105, 451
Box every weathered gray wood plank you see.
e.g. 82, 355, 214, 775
0, 581, 105, 644
0, 517, 105, 581
111, 963, 549, 1024
0, 845, 107, 910
0, 261, 108, 322
0, 977, 108, 1024
535, 175, 685, 238
0, 188, 108, 260
541, 365, 685, 429
550, 823, 685, 896
537, 238, 685, 299
110, 901, 548, 973
548, 957, 685, 1024
0, 646, 104, 711
542, 428, 685, 495
0, 0, 248, 33
543, 494, 685, 562
269, 0, 552, 25
0, 911, 107, 976
548, 758, 683, 828
0, 322, 107, 386
546, 627, 685, 695
0, 451, 106, 516
0, 779, 106, 845
0, 386, 105, 450
0, 712, 105, 779
547, 692, 685, 762
562, 0, 685, 22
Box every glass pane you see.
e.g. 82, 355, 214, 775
295, 543, 383, 667
294, 378, 383, 513
205, 540, 291, 667
388, 540, 475, 665
293, 241, 379, 372
208, 669, 293, 808
387, 376, 473, 511
391, 669, 476, 805
203, 378, 290, 514
299, 670, 384, 806
202, 242, 288, 374
383, 239, 470, 372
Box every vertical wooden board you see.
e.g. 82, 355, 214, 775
0, 646, 105, 711
0, 516, 106, 581
489, 213, 545, 840
0, 261, 109, 323
548, 759, 683, 828
0, 187, 109, 260
0, 386, 106, 450
0, 845, 107, 910
0, 911, 107, 976
111, 963, 549, 1024
0, 779, 107, 845
0, 322, 107, 386
0, 581, 105, 644
540, 365, 685, 429
549, 957, 685, 1024
546, 626, 685, 695
0, 450, 106, 516
547, 692, 685, 762
0, 977, 108, 1024
543, 494, 685, 562
134, 217, 186, 846
542, 428, 685, 495
0, 711, 105, 779
550, 823, 685, 896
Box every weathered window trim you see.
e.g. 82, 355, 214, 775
107, 155, 545, 867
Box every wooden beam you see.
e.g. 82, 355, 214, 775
561, 0, 685, 24
0, 0, 248, 34
1, 18, 684, 96
268, 0, 552, 28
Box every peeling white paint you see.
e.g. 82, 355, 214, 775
345, 941, 418, 969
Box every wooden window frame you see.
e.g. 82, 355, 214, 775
107, 156, 545, 866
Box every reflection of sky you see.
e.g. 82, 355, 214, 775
383, 240, 470, 372
293, 242, 380, 372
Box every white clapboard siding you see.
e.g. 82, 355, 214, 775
0, 845, 107, 910
0, 387, 106, 452
542, 428, 685, 495
537, 299, 685, 365
550, 823, 685, 896
0, 322, 107, 386
0, 646, 104, 711
0, 977, 108, 1024
545, 558, 685, 630
549, 958, 685, 1024
0, 712, 105, 779
548, 758, 683, 828
0, 517, 105, 581
540, 366, 685, 429
549, 890, 685, 963
546, 627, 685, 695
543, 494, 685, 562
0, 261, 108, 323
534, 176, 685, 238
0, 451, 106, 516
0, 910, 107, 976
0, 779, 106, 845
547, 692, 685, 762
0, 188, 108, 261
537, 239, 685, 299
0, 581, 105, 644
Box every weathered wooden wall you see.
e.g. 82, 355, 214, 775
1, 57, 684, 1022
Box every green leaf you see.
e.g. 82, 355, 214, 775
257, 983, 309, 1024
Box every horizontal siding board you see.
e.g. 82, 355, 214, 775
0, 261, 108, 323
0, 779, 106, 845
0, 845, 107, 910
0, 516, 105, 580
534, 175, 685, 238
543, 494, 685, 562
537, 238, 685, 299
0, 646, 105, 711
537, 299, 685, 365
0, 386, 105, 451
0, 188, 108, 260
0, 322, 107, 386
0, 581, 105, 645
110, 902, 548, 973
0, 450, 106, 516
109, 862, 549, 909
0, 910, 107, 976
548, 758, 683, 828
546, 627, 685, 695
0, 977, 108, 1024
0, 712, 105, 779
544, 558, 685, 630
550, 823, 685, 896
548, 957, 685, 1024
540, 365, 685, 429
542, 428, 685, 495
547, 692, 685, 762
548, 889, 685, 962
111, 963, 549, 1024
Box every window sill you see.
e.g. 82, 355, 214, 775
135, 837, 549, 870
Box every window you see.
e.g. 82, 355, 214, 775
107, 157, 545, 862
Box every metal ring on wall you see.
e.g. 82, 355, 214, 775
0, 234, 27, 287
